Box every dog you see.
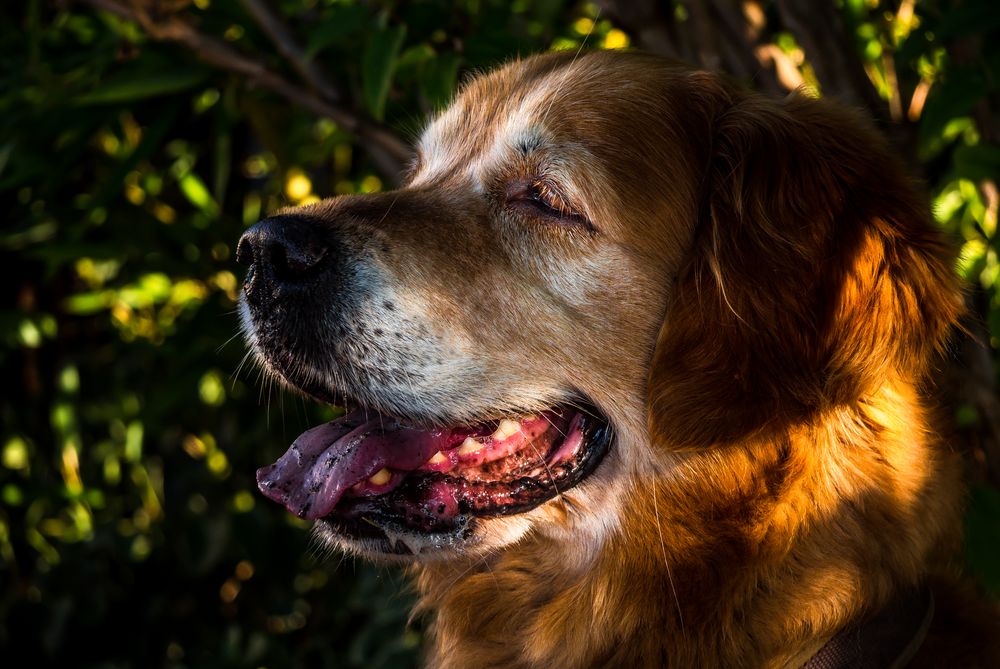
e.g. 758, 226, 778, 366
236, 50, 1000, 668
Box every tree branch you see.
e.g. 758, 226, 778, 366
773, 0, 886, 118
80, 0, 412, 180
238, 0, 342, 104
593, 0, 781, 95
706, 0, 784, 96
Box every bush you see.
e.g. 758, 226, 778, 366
1, 1, 998, 666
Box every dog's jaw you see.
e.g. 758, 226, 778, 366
414, 382, 964, 669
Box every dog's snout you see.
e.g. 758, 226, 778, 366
237, 216, 329, 288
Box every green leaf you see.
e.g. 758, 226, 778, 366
362, 24, 406, 121
918, 69, 985, 158
64, 290, 112, 315
75, 68, 209, 105
304, 5, 368, 59
420, 52, 461, 109
0, 221, 57, 251
396, 43, 436, 71
178, 172, 219, 217
966, 484, 1000, 596
954, 144, 1000, 182
0, 141, 13, 179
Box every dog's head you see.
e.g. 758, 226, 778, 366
238, 51, 960, 560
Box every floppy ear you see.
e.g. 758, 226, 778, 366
648, 91, 963, 448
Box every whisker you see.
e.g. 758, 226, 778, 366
231, 349, 255, 386
652, 482, 684, 631
216, 330, 245, 354
538, 7, 601, 125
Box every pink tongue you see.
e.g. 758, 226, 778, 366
256, 411, 453, 519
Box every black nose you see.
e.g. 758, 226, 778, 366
236, 216, 328, 288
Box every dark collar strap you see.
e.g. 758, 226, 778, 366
800, 584, 935, 669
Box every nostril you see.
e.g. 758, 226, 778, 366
236, 234, 255, 266
270, 241, 326, 282
269, 244, 287, 275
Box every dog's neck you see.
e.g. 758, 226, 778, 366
413, 379, 962, 669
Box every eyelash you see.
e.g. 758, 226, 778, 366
509, 179, 591, 229
530, 181, 577, 216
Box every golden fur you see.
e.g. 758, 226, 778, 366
254, 51, 1000, 667
407, 52, 998, 668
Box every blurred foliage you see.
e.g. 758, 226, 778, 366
0, 0, 998, 667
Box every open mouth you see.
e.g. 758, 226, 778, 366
256, 401, 612, 554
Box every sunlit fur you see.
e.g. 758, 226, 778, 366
408, 52, 999, 668
248, 50, 1000, 666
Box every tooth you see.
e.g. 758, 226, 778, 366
458, 437, 483, 455
493, 419, 521, 441
427, 451, 448, 465
368, 468, 391, 486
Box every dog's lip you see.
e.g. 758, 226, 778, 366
255, 400, 612, 543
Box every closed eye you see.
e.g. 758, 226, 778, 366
506, 178, 593, 231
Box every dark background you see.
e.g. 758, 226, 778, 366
2, 1, 999, 667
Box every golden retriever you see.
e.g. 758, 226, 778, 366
237, 50, 1000, 668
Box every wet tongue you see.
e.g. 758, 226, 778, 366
256, 411, 453, 520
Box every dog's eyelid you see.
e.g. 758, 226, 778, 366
504, 177, 596, 234
531, 179, 575, 213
